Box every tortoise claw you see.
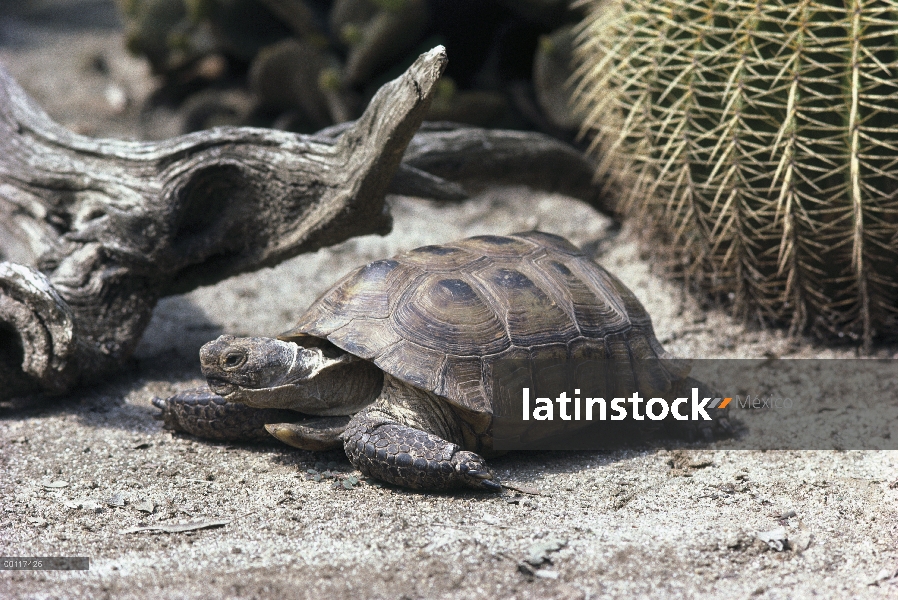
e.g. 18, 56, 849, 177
453, 450, 501, 491
150, 396, 166, 420
478, 478, 503, 492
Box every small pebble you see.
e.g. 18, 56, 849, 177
535, 569, 560, 579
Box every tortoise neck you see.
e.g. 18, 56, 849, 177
240, 349, 383, 416
300, 355, 383, 415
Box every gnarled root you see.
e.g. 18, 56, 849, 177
0, 47, 448, 398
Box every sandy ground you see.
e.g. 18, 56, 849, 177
1, 2, 897, 599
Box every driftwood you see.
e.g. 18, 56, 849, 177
402, 123, 603, 206
0, 47, 449, 398
318, 121, 605, 208
0, 44, 607, 400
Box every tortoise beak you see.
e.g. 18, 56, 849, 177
207, 377, 238, 398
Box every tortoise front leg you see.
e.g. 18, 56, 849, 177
154, 387, 349, 449
342, 408, 501, 492
153, 387, 296, 442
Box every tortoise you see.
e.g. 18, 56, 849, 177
155, 231, 728, 491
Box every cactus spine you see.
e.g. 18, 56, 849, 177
574, 0, 898, 347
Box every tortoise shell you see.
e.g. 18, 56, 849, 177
279, 231, 686, 416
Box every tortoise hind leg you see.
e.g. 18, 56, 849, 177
341, 407, 501, 492
266, 416, 350, 451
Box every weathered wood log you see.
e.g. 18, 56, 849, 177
317, 121, 606, 209
402, 123, 604, 208
0, 46, 449, 398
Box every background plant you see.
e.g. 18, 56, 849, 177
574, 0, 898, 348
116, 0, 583, 136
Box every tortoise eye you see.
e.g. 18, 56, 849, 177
222, 350, 246, 369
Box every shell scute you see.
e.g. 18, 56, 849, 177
452, 234, 537, 258
375, 340, 446, 392
434, 356, 489, 413
472, 264, 578, 347
328, 317, 402, 358
400, 244, 478, 270
536, 254, 627, 338
281, 258, 413, 340
512, 230, 582, 255
391, 274, 510, 356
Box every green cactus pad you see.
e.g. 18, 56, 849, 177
574, 0, 898, 346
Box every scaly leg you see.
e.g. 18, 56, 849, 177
342, 407, 501, 491
154, 387, 349, 449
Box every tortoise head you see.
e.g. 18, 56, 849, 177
199, 335, 380, 415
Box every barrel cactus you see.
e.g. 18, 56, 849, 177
574, 0, 898, 347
